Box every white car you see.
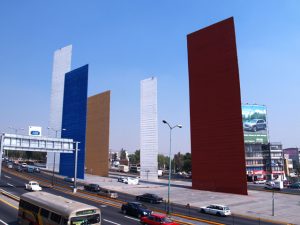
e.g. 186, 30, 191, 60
200, 204, 231, 216
253, 179, 266, 184
25, 181, 42, 191
124, 177, 139, 185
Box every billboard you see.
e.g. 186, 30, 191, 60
28, 126, 42, 137
242, 105, 268, 144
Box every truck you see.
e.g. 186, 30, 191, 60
25, 181, 42, 191
118, 165, 129, 173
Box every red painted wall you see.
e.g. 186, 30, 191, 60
187, 17, 247, 195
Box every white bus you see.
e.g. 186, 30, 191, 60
18, 192, 101, 225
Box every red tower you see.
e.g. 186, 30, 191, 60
187, 17, 247, 195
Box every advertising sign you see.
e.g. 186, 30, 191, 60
28, 126, 42, 137
242, 105, 268, 144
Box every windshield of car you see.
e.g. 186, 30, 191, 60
70, 214, 100, 225
136, 203, 148, 209
224, 207, 230, 210
249, 119, 258, 123
161, 217, 172, 223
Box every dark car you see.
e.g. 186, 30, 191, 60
84, 183, 101, 192
15, 165, 24, 172
288, 182, 300, 189
121, 202, 152, 218
136, 193, 163, 204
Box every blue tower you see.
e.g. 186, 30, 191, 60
59, 64, 88, 179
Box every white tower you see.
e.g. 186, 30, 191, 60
47, 45, 72, 172
140, 77, 158, 180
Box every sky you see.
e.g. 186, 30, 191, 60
0, 1, 299, 155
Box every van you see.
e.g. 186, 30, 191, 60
27, 166, 34, 173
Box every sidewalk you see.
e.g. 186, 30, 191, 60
82, 173, 299, 224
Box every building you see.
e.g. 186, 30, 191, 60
283, 148, 300, 170
85, 91, 111, 176
187, 17, 247, 195
47, 45, 72, 172
140, 77, 158, 180
262, 142, 285, 180
245, 143, 265, 180
59, 65, 88, 179
283, 155, 294, 177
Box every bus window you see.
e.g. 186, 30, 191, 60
50, 212, 61, 224
71, 214, 100, 225
40, 208, 50, 218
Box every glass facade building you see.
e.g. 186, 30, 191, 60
59, 65, 88, 179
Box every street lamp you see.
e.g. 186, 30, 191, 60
162, 120, 182, 214
47, 127, 66, 186
8, 127, 25, 135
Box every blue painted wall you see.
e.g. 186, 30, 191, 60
60, 64, 88, 179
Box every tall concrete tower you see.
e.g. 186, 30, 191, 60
140, 77, 158, 180
47, 45, 72, 172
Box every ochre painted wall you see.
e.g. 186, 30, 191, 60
85, 91, 110, 177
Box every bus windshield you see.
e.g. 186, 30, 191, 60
71, 214, 100, 225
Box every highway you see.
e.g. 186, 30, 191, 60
0, 196, 18, 225
0, 167, 289, 225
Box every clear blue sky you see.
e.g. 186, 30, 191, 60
0, 1, 299, 154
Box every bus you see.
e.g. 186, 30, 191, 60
18, 192, 101, 225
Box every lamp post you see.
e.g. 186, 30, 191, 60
47, 127, 66, 186
162, 120, 182, 214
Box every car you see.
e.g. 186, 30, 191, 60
136, 193, 163, 204
243, 119, 266, 132
6, 162, 13, 169
264, 180, 283, 190
121, 202, 152, 218
200, 204, 231, 216
26, 166, 35, 173
117, 176, 127, 182
283, 180, 292, 187
21, 163, 27, 168
34, 167, 41, 173
25, 181, 42, 191
84, 183, 101, 192
125, 177, 139, 185
15, 165, 24, 172
140, 213, 179, 225
288, 182, 300, 189
253, 179, 266, 184
98, 189, 118, 198
64, 177, 74, 182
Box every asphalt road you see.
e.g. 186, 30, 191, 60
0, 170, 140, 225
0, 167, 289, 225
0, 197, 18, 225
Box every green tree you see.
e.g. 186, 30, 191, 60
129, 150, 140, 165
182, 152, 192, 172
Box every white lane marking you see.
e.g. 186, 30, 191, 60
124, 216, 140, 221
103, 219, 121, 225
4, 175, 11, 179
6, 183, 15, 187
0, 219, 9, 225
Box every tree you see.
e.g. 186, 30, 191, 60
129, 150, 140, 165
182, 153, 192, 172
158, 154, 169, 169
